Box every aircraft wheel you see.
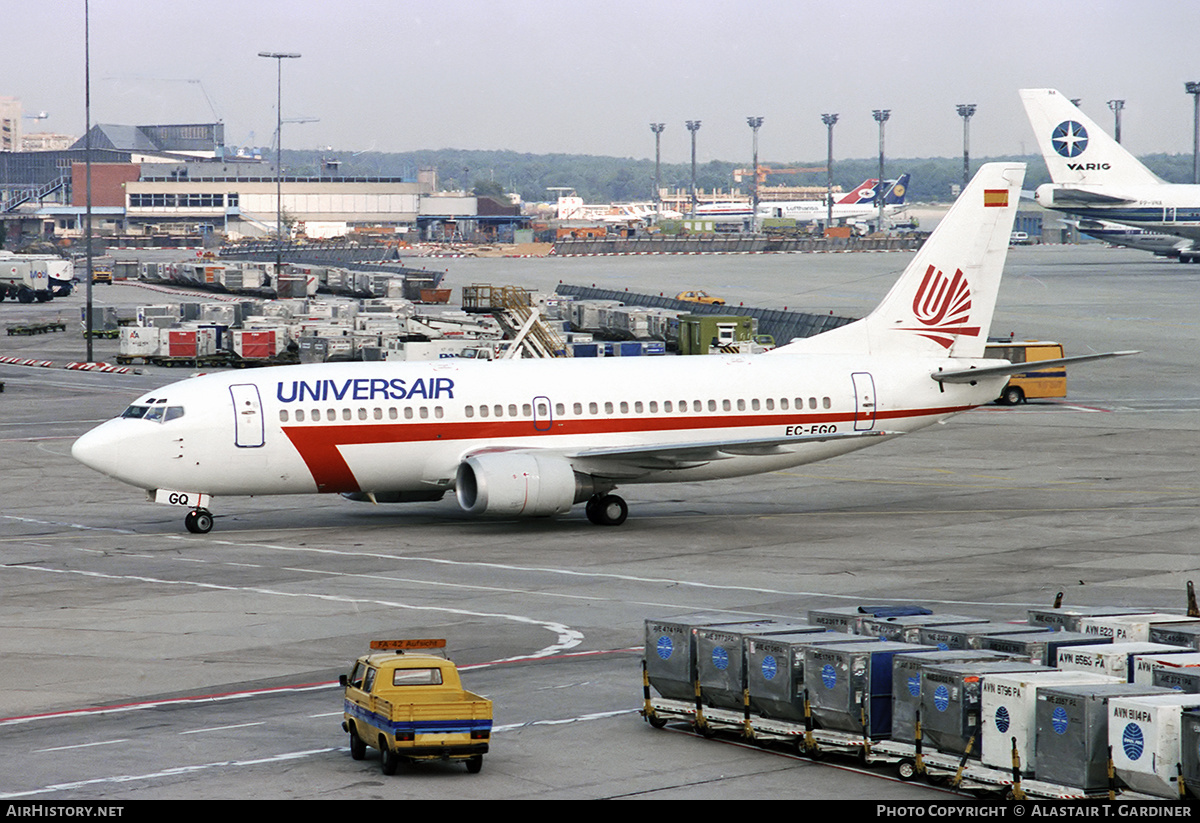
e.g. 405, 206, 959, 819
586, 494, 627, 526
184, 509, 214, 534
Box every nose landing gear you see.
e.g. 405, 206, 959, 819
184, 508, 214, 534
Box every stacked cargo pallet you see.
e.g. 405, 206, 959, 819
641, 602, 1200, 799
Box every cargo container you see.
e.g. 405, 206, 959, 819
891, 650, 1015, 744
919, 661, 1053, 756
804, 640, 935, 738
1036, 683, 1174, 791
694, 621, 819, 710
917, 622, 1049, 651
1077, 613, 1200, 643
807, 604, 932, 635
1109, 693, 1200, 797
980, 631, 1112, 666
1027, 606, 1149, 633
1056, 642, 1186, 681
979, 670, 1122, 774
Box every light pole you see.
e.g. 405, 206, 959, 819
746, 116, 763, 233
821, 113, 838, 230
1107, 99, 1125, 143
686, 120, 701, 217
84, 0, 94, 361
872, 109, 891, 232
956, 104, 976, 193
258, 51, 300, 283
650, 123, 664, 215
1187, 83, 1200, 184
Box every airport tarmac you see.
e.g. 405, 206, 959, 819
0, 245, 1196, 800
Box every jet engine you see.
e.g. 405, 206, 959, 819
455, 452, 597, 517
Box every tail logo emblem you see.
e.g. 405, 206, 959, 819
1052, 121, 1089, 158
902, 265, 980, 348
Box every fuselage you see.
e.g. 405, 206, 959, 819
1035, 183, 1200, 243
72, 352, 1007, 500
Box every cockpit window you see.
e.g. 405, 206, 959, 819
120, 404, 184, 422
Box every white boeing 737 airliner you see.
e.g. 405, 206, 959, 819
72, 163, 1131, 533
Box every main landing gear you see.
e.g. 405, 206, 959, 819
585, 493, 628, 526
184, 508, 214, 534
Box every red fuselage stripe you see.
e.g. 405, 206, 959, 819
279, 404, 972, 494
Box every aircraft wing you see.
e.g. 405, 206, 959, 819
1044, 187, 1132, 204
561, 429, 897, 479
931, 351, 1139, 384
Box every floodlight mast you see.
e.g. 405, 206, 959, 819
821, 113, 838, 229
258, 51, 301, 284
956, 104, 976, 193
872, 109, 891, 231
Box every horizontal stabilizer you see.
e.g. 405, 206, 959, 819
931, 350, 1139, 384
1044, 187, 1132, 205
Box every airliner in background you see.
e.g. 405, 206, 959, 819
1021, 88, 1200, 261
758, 174, 911, 227
72, 163, 1133, 533
693, 175, 902, 223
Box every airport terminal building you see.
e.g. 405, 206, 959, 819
0, 121, 524, 245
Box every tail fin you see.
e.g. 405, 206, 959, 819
1019, 89, 1162, 188
837, 178, 879, 204
883, 174, 910, 205
777, 163, 1025, 359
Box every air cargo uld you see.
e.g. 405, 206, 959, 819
72, 163, 1133, 533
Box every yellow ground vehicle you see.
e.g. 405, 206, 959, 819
340, 639, 492, 774
92, 266, 112, 285
675, 290, 725, 305
984, 340, 1067, 405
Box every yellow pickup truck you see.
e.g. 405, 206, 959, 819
340, 639, 492, 774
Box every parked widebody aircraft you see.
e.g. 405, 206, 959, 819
1066, 217, 1194, 259
1021, 88, 1200, 261
758, 174, 911, 227
72, 163, 1131, 533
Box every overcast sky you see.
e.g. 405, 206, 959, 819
9, 0, 1200, 165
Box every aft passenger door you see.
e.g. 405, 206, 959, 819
229, 383, 265, 448
851, 372, 877, 431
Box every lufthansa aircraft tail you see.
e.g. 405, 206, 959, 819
883, 173, 911, 205
776, 162, 1025, 359
1020, 89, 1162, 190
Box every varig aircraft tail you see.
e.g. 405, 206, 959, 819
778, 162, 1025, 359
1019, 89, 1162, 189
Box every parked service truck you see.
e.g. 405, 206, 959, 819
340, 639, 492, 774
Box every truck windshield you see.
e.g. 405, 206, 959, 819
393, 667, 443, 686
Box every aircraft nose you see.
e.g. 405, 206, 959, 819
72, 420, 129, 478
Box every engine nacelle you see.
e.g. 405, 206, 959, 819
455, 452, 593, 517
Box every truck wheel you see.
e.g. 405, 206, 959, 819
466, 755, 483, 774
380, 741, 400, 775
349, 730, 366, 761
1000, 385, 1024, 406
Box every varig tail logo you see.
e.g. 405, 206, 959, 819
1052, 120, 1089, 158
900, 265, 980, 348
